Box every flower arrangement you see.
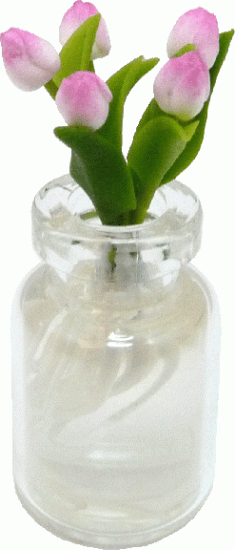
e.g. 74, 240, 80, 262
1, 2, 233, 225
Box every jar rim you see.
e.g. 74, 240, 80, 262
32, 175, 203, 269
32, 175, 202, 239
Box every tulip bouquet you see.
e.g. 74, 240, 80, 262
1, 3, 234, 225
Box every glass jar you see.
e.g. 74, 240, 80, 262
11, 175, 221, 548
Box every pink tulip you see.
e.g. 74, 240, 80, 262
59, 1, 111, 59
0, 28, 61, 91
55, 71, 113, 129
167, 7, 219, 69
153, 51, 210, 121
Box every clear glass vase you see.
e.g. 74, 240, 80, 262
11, 175, 221, 548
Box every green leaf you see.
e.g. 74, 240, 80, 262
54, 126, 136, 225
44, 79, 58, 100
134, 97, 163, 134
160, 29, 234, 184
97, 56, 159, 150
53, 14, 100, 88
127, 116, 198, 221
173, 43, 196, 57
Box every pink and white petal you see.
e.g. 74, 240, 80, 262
59, 1, 98, 45
55, 71, 112, 129
153, 51, 210, 121
0, 28, 60, 91
92, 16, 111, 59
167, 7, 219, 69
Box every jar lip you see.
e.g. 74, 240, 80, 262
32, 175, 203, 270
32, 174, 202, 245
79, 210, 160, 238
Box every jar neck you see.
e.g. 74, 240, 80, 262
90, 240, 181, 288
50, 239, 183, 313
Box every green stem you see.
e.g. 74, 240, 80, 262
130, 208, 146, 225
110, 211, 131, 225
130, 187, 156, 224
108, 245, 117, 273
121, 211, 131, 225
44, 79, 58, 100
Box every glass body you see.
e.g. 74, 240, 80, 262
11, 176, 221, 548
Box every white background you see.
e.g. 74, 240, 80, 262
0, 0, 234, 548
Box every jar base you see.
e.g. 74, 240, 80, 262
14, 481, 213, 548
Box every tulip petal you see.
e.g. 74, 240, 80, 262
59, 1, 111, 59
92, 15, 110, 58
59, 1, 98, 45
167, 7, 219, 69
55, 71, 113, 130
153, 51, 210, 121
0, 28, 60, 91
